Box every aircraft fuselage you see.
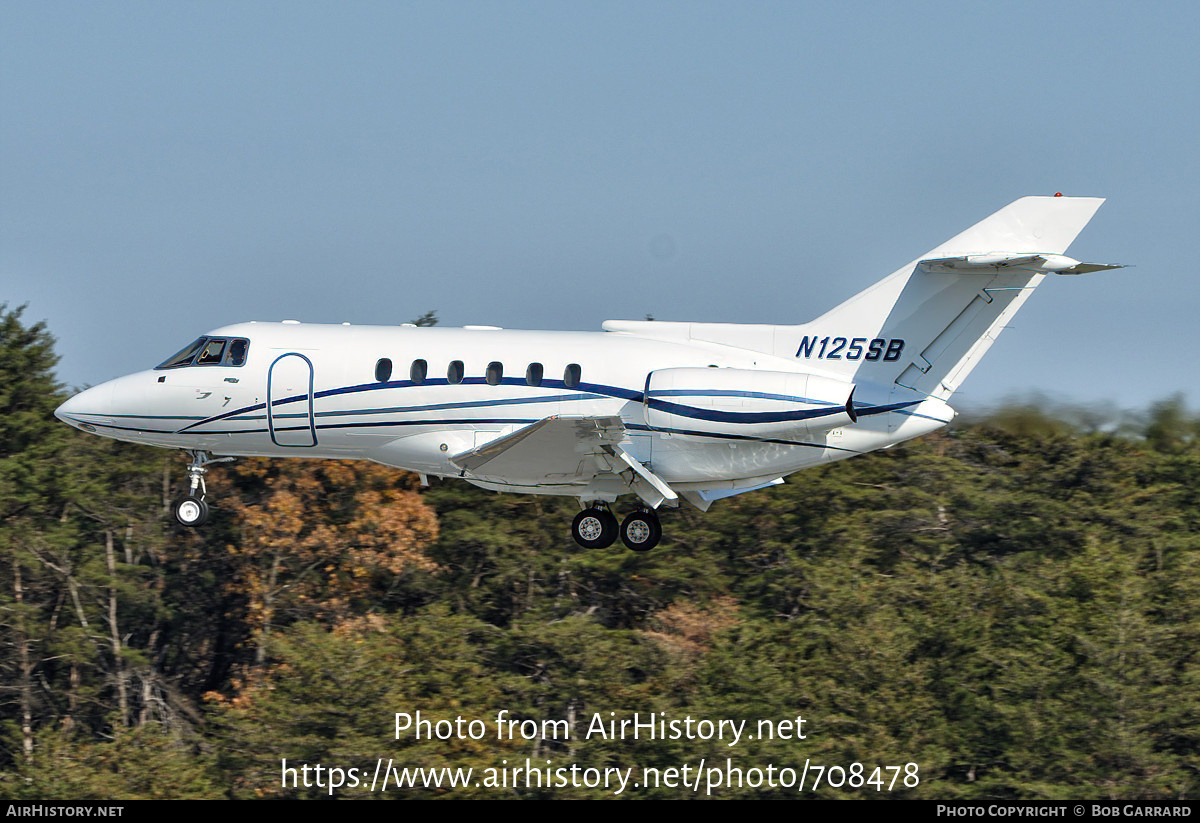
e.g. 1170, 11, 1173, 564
56, 321, 949, 502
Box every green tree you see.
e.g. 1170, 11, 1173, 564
0, 304, 71, 767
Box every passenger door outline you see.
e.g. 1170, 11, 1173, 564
267, 353, 317, 447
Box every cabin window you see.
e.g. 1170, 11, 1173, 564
447, 360, 464, 384
486, 362, 503, 386
564, 363, 581, 389
526, 362, 543, 387
375, 358, 393, 382
410, 359, 427, 385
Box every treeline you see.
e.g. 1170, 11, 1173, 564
1, 305, 1197, 799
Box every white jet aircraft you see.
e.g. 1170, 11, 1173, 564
56, 195, 1119, 551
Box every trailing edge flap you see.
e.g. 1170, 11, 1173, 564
449, 415, 626, 482
920, 253, 1124, 275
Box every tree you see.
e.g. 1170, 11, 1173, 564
0, 304, 65, 520
0, 304, 70, 765
222, 459, 440, 665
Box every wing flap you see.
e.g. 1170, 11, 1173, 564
449, 415, 625, 483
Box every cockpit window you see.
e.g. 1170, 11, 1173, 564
228, 339, 249, 366
157, 338, 207, 369
156, 336, 251, 369
196, 339, 227, 365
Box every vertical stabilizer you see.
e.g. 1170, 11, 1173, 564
782, 196, 1107, 399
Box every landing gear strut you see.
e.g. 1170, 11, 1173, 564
173, 450, 235, 527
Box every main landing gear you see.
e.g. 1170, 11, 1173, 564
572, 503, 662, 552
173, 450, 235, 527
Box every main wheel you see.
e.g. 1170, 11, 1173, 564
620, 510, 662, 552
174, 496, 210, 527
572, 507, 618, 549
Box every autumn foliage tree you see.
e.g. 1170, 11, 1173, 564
222, 459, 439, 664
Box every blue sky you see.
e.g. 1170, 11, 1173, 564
3, 1, 1196, 414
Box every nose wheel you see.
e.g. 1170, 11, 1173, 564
174, 495, 210, 527
174, 450, 235, 527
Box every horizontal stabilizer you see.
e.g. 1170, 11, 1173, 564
1050, 262, 1125, 275
920, 253, 1124, 275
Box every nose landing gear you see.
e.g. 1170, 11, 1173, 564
173, 450, 235, 527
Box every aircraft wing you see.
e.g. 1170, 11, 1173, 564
449, 415, 679, 506
449, 415, 627, 482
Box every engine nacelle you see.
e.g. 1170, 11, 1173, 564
643, 367, 856, 440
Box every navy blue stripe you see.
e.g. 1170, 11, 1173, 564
645, 397, 850, 425
62, 416, 182, 435
648, 389, 838, 405
75, 413, 207, 421
855, 400, 922, 417
176, 379, 629, 433
69, 416, 546, 437
192, 401, 268, 427
222, 418, 544, 436
312, 393, 605, 419
185, 376, 858, 434
206, 393, 604, 423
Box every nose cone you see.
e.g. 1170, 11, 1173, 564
55, 371, 157, 441
54, 395, 73, 424
55, 382, 115, 429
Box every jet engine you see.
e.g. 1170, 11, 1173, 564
643, 367, 857, 440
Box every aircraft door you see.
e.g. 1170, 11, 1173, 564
267, 353, 317, 447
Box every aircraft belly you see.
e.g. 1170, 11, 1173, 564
368, 430, 479, 474
649, 435, 835, 484
465, 477, 629, 499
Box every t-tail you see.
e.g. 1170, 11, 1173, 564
605, 195, 1119, 402
786, 195, 1119, 399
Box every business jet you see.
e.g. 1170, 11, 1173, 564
55, 195, 1118, 551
